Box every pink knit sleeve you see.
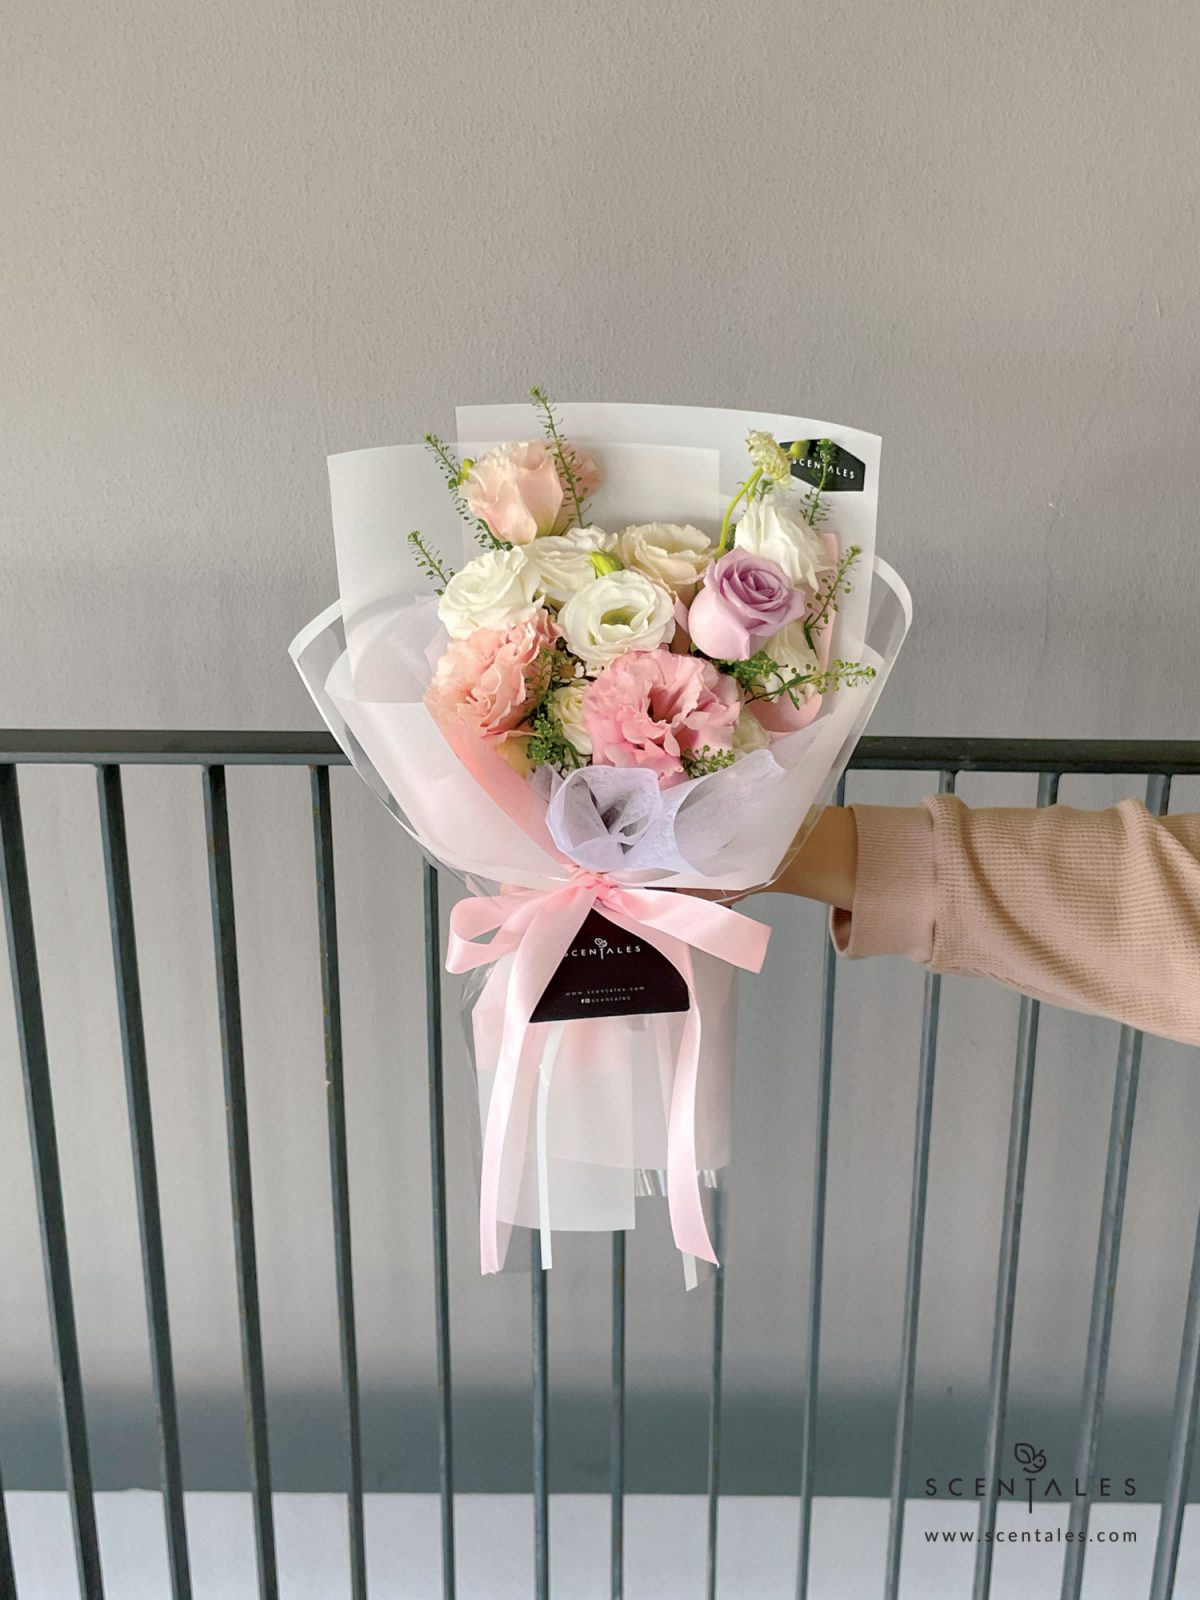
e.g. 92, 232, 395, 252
831, 796, 1200, 1046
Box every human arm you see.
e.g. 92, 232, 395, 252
767, 797, 1200, 1046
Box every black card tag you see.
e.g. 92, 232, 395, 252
530, 909, 689, 1023
779, 440, 866, 493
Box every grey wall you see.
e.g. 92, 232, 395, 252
2, 0, 1199, 1497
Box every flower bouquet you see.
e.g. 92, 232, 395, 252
291, 395, 910, 1281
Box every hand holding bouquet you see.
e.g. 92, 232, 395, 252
292, 394, 910, 1280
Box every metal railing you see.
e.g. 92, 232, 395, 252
1, 730, 1199, 1600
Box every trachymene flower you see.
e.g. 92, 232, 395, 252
616, 522, 713, 599
557, 569, 676, 670
459, 439, 602, 544
733, 490, 834, 589
522, 527, 616, 606
583, 650, 741, 786
686, 549, 806, 660
746, 430, 793, 484
436, 547, 537, 639
424, 613, 559, 739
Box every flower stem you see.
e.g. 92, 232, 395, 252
803, 440, 835, 526
716, 468, 762, 555
530, 386, 587, 528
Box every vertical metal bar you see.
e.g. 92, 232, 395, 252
531, 1235, 550, 1600
972, 770, 1060, 1600
422, 861, 456, 1600
884, 770, 956, 1600
201, 765, 278, 1600
0, 1458, 16, 1600
705, 1188, 728, 1600
610, 1230, 626, 1600
0, 764, 104, 1599
1150, 1197, 1200, 1600
1060, 771, 1171, 1600
796, 774, 846, 1600
96, 765, 192, 1600
309, 769, 366, 1599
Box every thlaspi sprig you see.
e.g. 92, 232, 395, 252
713, 648, 875, 707
424, 431, 503, 549
680, 744, 738, 779
527, 701, 586, 774
798, 438, 837, 527
712, 651, 778, 695
763, 657, 876, 707
529, 386, 588, 528
406, 529, 455, 593
525, 645, 587, 774
803, 543, 861, 650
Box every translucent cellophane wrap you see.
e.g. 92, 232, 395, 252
291, 403, 911, 1282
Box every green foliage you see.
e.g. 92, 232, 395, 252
767, 658, 877, 707
424, 432, 502, 550
529, 385, 589, 528
424, 430, 464, 492
712, 650, 779, 694
802, 543, 862, 648
713, 645, 875, 707
680, 744, 738, 778
716, 467, 764, 554
406, 529, 454, 593
524, 646, 586, 774
799, 437, 837, 527
527, 701, 587, 774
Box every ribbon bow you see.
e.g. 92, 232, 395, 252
446, 871, 771, 1274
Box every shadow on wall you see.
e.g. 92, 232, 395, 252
0, 1382, 1178, 1501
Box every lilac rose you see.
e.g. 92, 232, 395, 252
686, 548, 806, 659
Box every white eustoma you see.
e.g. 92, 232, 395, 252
615, 522, 713, 598
436, 547, 538, 639
733, 491, 835, 590
759, 619, 822, 699
731, 707, 771, 756
558, 570, 676, 671
550, 683, 592, 755
562, 524, 616, 553
522, 526, 616, 606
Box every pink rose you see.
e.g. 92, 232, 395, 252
583, 649, 741, 787
460, 440, 603, 545
686, 548, 806, 660
425, 612, 558, 739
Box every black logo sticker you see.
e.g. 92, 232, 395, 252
779, 440, 867, 493
531, 909, 689, 1023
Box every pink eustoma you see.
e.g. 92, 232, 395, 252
583, 649, 741, 787
460, 439, 603, 545
425, 613, 559, 738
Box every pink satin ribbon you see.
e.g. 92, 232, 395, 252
445, 872, 771, 1274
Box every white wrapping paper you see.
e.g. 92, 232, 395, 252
292, 403, 911, 1277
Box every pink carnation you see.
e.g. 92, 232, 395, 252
460, 439, 603, 545
582, 649, 741, 787
425, 612, 559, 739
